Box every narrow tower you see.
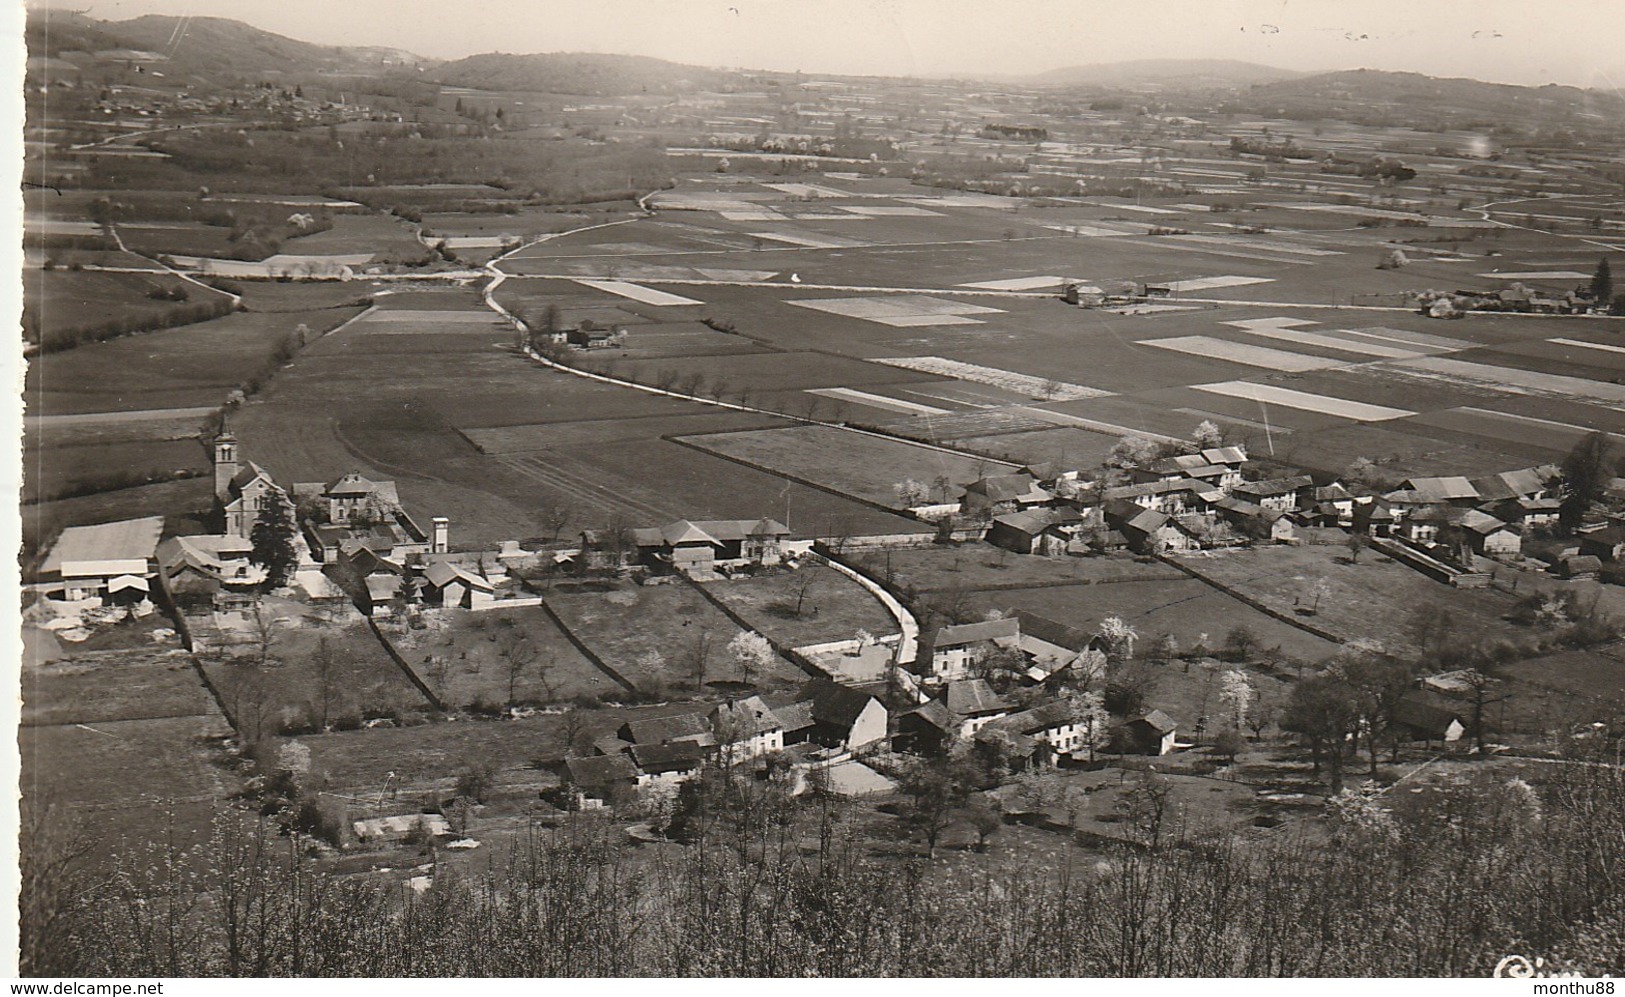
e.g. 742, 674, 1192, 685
213, 431, 240, 506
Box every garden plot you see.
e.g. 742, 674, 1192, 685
806, 387, 953, 416
1238, 325, 1428, 359
573, 279, 704, 306
1141, 336, 1347, 372
1192, 381, 1416, 421
1164, 275, 1275, 292
790, 295, 1004, 328
872, 356, 1112, 400
956, 275, 1073, 291
1380, 356, 1625, 407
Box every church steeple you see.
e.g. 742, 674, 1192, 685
213, 431, 240, 505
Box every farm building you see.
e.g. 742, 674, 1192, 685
944, 678, 1014, 738
1398, 476, 1482, 507
1494, 497, 1561, 529
629, 742, 705, 791
973, 726, 1048, 771
419, 560, 497, 609
711, 696, 787, 763
1103, 500, 1201, 554
786, 681, 888, 751
1132, 448, 1247, 492
1353, 501, 1396, 537
155, 534, 263, 611
977, 700, 1094, 765
893, 700, 955, 756
562, 754, 638, 809
619, 712, 718, 750
917, 617, 1022, 683
620, 517, 794, 574
987, 507, 1083, 556
1579, 524, 1625, 562
1216, 497, 1296, 542
1013, 610, 1106, 684
1392, 697, 1466, 744
1105, 478, 1223, 516
1118, 709, 1179, 756
960, 473, 1053, 516
38, 516, 164, 605
1460, 510, 1521, 557
1470, 465, 1560, 503
1560, 555, 1602, 580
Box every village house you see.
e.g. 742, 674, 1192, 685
1579, 523, 1625, 562
1304, 482, 1357, 526
1353, 501, 1397, 537
1131, 447, 1247, 493
960, 473, 1053, 517
976, 700, 1093, 767
1493, 497, 1562, 530
618, 712, 718, 751
628, 742, 705, 792
1104, 478, 1222, 516
1013, 610, 1105, 684
944, 678, 1014, 739
916, 617, 1022, 683
1215, 496, 1297, 543
1230, 475, 1314, 513
893, 699, 956, 756
1117, 709, 1179, 755
1103, 500, 1202, 554
294, 472, 431, 558
1561, 554, 1603, 580
38, 516, 164, 605
1469, 465, 1560, 504
711, 696, 786, 763
418, 560, 498, 609
1397, 476, 1482, 508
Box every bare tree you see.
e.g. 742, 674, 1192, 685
677, 372, 705, 396
687, 628, 714, 691
310, 635, 342, 731
1116, 768, 1174, 850
543, 503, 573, 543
247, 602, 279, 667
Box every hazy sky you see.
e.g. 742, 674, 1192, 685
32, 0, 1625, 89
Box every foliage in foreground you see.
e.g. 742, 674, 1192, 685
23, 753, 1625, 978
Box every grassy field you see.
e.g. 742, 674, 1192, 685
1496, 644, 1625, 734
26, 306, 364, 415
546, 581, 807, 696
23, 437, 207, 504
24, 268, 232, 345
676, 424, 1002, 509
22, 647, 213, 727
383, 606, 617, 710
1173, 542, 1524, 648
700, 562, 897, 649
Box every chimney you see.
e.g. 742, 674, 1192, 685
431, 517, 449, 554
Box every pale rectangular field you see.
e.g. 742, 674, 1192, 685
1239, 326, 1423, 359
573, 279, 704, 306
1040, 223, 1138, 237
749, 230, 868, 249
880, 314, 987, 327
1140, 336, 1346, 372
957, 275, 1072, 291
1382, 356, 1625, 407
873, 356, 1112, 401
1551, 337, 1625, 356
806, 387, 952, 416
359, 310, 501, 323
789, 295, 1004, 324
1222, 317, 1316, 331
836, 205, 941, 217
1164, 275, 1274, 292
1348, 325, 1478, 351
1192, 381, 1416, 421
1477, 271, 1592, 280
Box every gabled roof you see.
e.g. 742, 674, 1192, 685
1106, 478, 1220, 500
325, 471, 379, 497
41, 516, 165, 574
1232, 475, 1313, 498
1393, 697, 1462, 739
1459, 510, 1511, 536
747, 518, 791, 537
661, 520, 720, 547
800, 680, 882, 729
965, 473, 1045, 503
422, 560, 494, 592
992, 507, 1080, 535
228, 461, 280, 499
1129, 709, 1178, 734
1104, 499, 1171, 534
622, 712, 714, 745
945, 679, 1012, 717
1200, 446, 1248, 465
629, 741, 706, 772
973, 725, 1040, 757
712, 695, 785, 738
1582, 523, 1625, 546
930, 617, 1021, 649
1315, 483, 1354, 502
899, 699, 954, 732
769, 700, 815, 734
988, 699, 1075, 736
1012, 610, 1095, 653
1021, 462, 1060, 481
1400, 476, 1480, 502
565, 753, 637, 788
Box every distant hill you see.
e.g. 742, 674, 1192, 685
1221, 69, 1625, 132
430, 52, 737, 96
1028, 59, 1305, 89
24, 11, 428, 80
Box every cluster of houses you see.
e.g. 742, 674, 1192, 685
954, 445, 1582, 572
580, 517, 806, 577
